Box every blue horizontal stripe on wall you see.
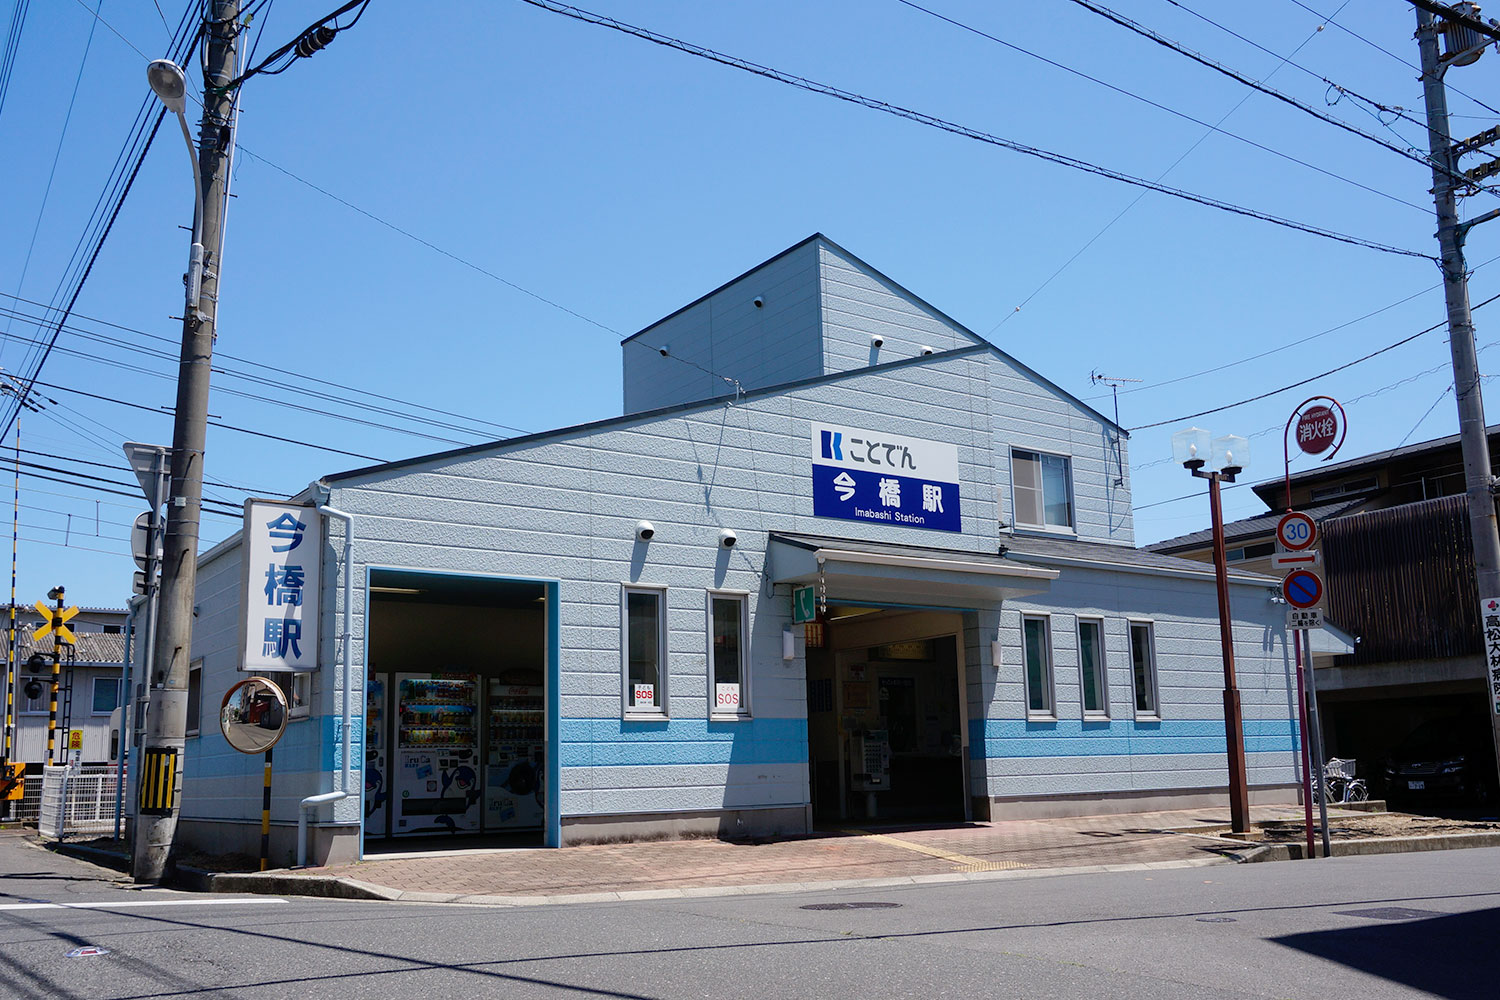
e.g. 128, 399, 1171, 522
967, 718, 1300, 759
558, 717, 808, 768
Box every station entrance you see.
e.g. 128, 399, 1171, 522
805, 607, 970, 825
363, 569, 549, 848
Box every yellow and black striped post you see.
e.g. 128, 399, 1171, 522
138, 747, 177, 815
44, 653, 59, 765
260, 748, 273, 871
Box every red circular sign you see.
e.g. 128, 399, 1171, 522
1276, 511, 1316, 551
1296, 405, 1338, 455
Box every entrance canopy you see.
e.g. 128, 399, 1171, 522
768, 532, 1057, 608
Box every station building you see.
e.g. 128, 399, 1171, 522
177, 235, 1322, 866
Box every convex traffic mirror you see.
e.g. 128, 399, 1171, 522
219, 677, 288, 754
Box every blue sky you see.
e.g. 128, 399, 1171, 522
0, 0, 1497, 609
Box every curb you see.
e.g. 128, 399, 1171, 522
204, 856, 1232, 907
1236, 831, 1500, 862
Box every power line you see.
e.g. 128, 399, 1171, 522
1062, 0, 1497, 199
1127, 290, 1500, 429
988, 0, 1355, 334
519, 1, 1432, 260
0, 292, 529, 437
1088, 252, 1500, 402
1283, 0, 1500, 118
0, 0, 30, 125
896, 0, 1425, 213
26, 379, 387, 463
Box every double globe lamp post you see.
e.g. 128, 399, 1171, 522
1172, 427, 1252, 834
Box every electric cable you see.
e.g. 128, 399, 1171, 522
0, 0, 30, 125
1127, 290, 1500, 429
0, 292, 529, 437
1284, 0, 1500, 119
896, 0, 1425, 213
985, 0, 1355, 334
1062, 0, 1498, 199
518, 1, 1432, 260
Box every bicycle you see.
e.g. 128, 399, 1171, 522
1314, 757, 1369, 804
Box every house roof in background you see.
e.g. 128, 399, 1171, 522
1249, 423, 1500, 503
14, 630, 125, 665
1145, 498, 1369, 554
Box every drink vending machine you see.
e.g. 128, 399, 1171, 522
365, 673, 389, 837
393, 673, 481, 835
485, 680, 545, 830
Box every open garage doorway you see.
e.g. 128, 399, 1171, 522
363, 569, 553, 849
805, 607, 969, 826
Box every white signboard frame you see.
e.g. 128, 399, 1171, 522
239, 500, 321, 673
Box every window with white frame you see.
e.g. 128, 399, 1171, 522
91, 676, 121, 716
1077, 619, 1108, 717
1012, 449, 1074, 529
1129, 622, 1160, 718
623, 586, 667, 715
708, 592, 748, 716
186, 660, 203, 736
1022, 615, 1054, 717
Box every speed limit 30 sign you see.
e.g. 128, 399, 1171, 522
1276, 511, 1316, 551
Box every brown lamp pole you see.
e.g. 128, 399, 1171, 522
1175, 428, 1251, 834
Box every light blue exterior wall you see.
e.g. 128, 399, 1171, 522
974, 568, 1298, 805
180, 237, 1295, 852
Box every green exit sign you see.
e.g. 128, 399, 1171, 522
792, 586, 817, 624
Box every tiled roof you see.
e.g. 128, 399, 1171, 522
11, 629, 126, 665
1143, 498, 1368, 555
1005, 533, 1277, 583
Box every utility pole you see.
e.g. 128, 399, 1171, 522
1412, 1, 1500, 792
133, 0, 239, 883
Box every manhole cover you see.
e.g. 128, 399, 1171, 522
1196, 917, 1237, 923
800, 901, 901, 911
1334, 907, 1445, 921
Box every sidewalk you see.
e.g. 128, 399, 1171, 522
215, 803, 1388, 904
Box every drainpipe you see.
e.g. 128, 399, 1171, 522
296, 486, 354, 868
113, 595, 146, 840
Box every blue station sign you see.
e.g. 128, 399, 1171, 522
810, 422, 962, 532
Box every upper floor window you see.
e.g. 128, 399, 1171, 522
1012, 449, 1073, 529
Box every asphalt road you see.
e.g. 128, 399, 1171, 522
1, 831, 1494, 999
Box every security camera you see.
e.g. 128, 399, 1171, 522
871, 335, 884, 348
719, 529, 737, 548
920, 345, 933, 356
753, 296, 764, 309
636, 520, 655, 541
658, 344, 670, 357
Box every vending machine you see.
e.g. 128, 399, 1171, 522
393, 673, 481, 836
364, 673, 389, 838
484, 680, 545, 831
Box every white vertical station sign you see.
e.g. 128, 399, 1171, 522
241, 500, 321, 672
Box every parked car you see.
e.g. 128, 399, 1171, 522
1382, 717, 1497, 807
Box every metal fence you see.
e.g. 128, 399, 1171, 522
37, 765, 123, 840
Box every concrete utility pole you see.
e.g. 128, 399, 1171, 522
133, 0, 238, 883
1413, 2, 1500, 791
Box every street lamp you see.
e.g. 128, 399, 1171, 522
147, 59, 205, 323
134, 21, 237, 883
1172, 426, 1252, 834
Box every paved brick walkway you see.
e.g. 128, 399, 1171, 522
300, 806, 1307, 898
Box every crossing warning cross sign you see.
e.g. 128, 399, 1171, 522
32, 601, 78, 645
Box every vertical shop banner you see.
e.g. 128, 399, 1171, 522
240, 500, 321, 672
810, 422, 961, 532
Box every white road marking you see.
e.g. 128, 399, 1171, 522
0, 897, 286, 911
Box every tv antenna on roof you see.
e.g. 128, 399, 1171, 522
1089, 371, 1140, 486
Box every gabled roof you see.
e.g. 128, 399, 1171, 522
621, 234, 1123, 435
1145, 497, 1369, 554
325, 343, 987, 484
1249, 423, 1500, 504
